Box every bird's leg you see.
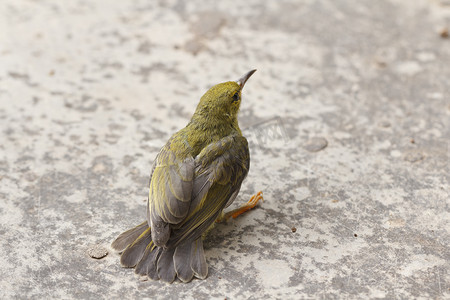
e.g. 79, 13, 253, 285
216, 191, 264, 223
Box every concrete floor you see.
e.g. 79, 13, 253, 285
1, 0, 449, 299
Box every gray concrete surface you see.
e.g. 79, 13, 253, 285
1, 0, 449, 299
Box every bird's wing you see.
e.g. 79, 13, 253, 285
147, 138, 195, 246
167, 134, 250, 247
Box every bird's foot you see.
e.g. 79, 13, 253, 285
231, 191, 264, 218
217, 191, 263, 223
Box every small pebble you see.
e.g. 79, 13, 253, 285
87, 245, 108, 259
304, 137, 328, 152
291, 227, 297, 233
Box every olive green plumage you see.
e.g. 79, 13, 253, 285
112, 70, 256, 283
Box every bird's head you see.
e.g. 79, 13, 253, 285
192, 70, 256, 124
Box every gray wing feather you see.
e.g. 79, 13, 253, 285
148, 153, 195, 247
225, 188, 241, 208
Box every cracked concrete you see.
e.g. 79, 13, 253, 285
0, 0, 449, 299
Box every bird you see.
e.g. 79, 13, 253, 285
111, 70, 263, 283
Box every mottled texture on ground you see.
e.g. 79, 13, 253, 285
1, 0, 449, 299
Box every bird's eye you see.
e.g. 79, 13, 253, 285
232, 92, 240, 102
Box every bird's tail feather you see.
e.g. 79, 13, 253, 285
112, 223, 208, 283
135, 245, 161, 280
120, 227, 152, 267
111, 221, 148, 252
191, 238, 208, 279
174, 241, 193, 282
157, 248, 177, 282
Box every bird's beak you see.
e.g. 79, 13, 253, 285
236, 69, 257, 90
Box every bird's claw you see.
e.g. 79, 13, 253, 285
216, 191, 264, 223
231, 191, 264, 219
